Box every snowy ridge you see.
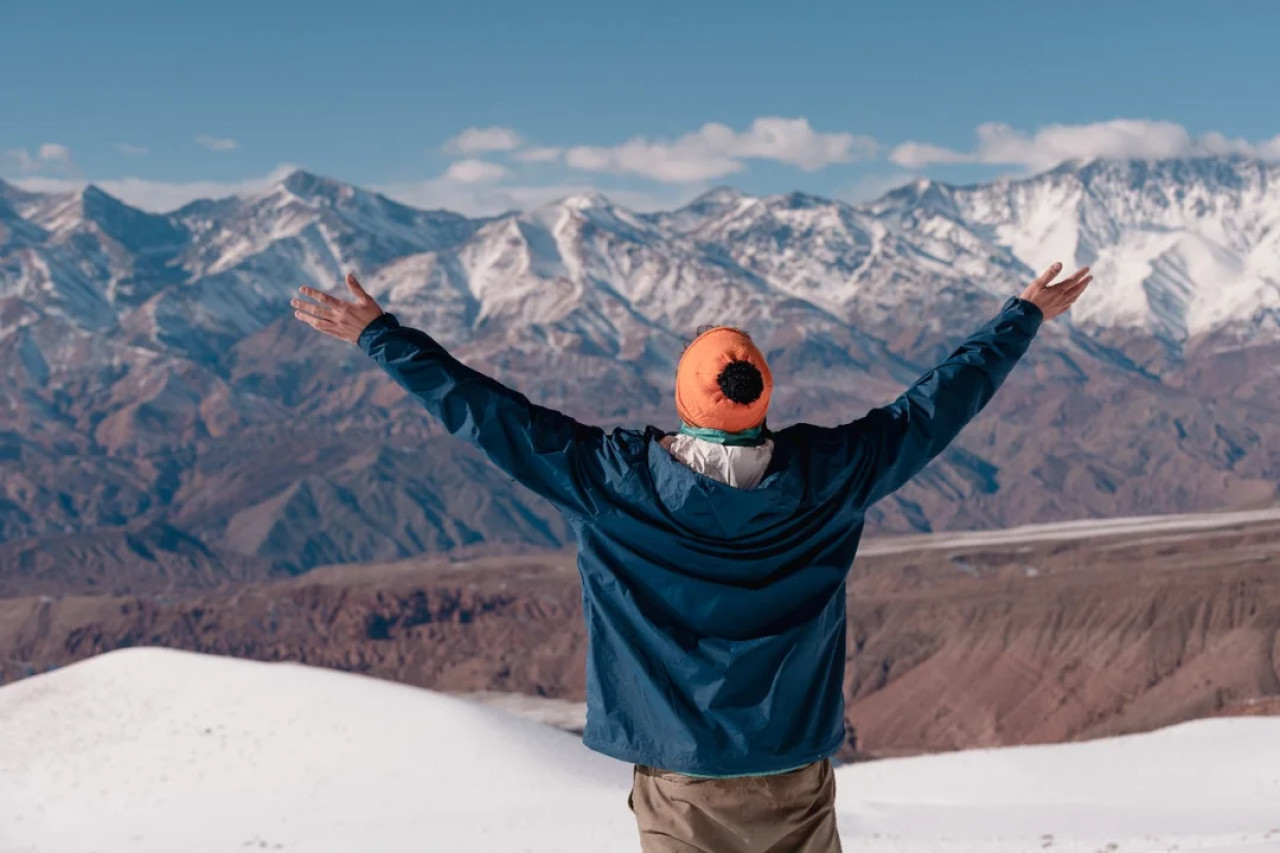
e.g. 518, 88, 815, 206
943, 158, 1280, 339
1, 648, 1278, 852
4, 157, 1280, 367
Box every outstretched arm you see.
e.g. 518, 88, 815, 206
292, 274, 608, 517
842, 262, 1092, 509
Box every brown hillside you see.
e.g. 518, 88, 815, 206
2, 509, 1278, 757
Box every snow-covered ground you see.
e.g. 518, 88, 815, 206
1, 649, 1278, 853
457, 689, 588, 733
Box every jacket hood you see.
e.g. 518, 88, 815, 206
643, 432, 802, 539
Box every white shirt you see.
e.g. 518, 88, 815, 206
659, 433, 775, 490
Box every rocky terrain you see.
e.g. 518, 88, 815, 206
4, 507, 1277, 758
2, 157, 1279, 592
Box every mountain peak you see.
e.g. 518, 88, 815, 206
74, 183, 188, 250
770, 190, 833, 210
79, 183, 120, 207
870, 175, 960, 218
691, 185, 746, 206
994, 155, 1280, 207
556, 190, 611, 211
276, 168, 351, 200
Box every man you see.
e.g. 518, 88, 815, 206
291, 261, 1091, 852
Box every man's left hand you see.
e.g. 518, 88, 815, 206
1018, 262, 1092, 321
291, 273, 384, 344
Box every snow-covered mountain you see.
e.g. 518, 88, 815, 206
2, 647, 1278, 852
1, 158, 1278, 590
879, 157, 1280, 349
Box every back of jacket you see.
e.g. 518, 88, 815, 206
358, 296, 1043, 775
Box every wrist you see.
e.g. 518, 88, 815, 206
1013, 297, 1044, 319
356, 311, 397, 351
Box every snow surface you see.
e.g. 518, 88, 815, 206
2, 648, 1279, 852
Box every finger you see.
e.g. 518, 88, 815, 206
1056, 279, 1092, 312
293, 310, 337, 331
1028, 262, 1063, 294
346, 273, 372, 303
290, 298, 332, 319
1064, 276, 1093, 301
299, 285, 345, 307
1052, 266, 1090, 288
1060, 274, 1093, 297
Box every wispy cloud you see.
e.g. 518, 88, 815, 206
1, 150, 37, 174
440, 159, 511, 184
562, 117, 876, 183
376, 160, 692, 215
444, 126, 524, 155
14, 160, 682, 217
195, 134, 238, 152
37, 143, 72, 164
115, 143, 150, 156
511, 146, 562, 164
20, 116, 1280, 219
13, 165, 299, 212
0, 142, 74, 176
891, 119, 1280, 170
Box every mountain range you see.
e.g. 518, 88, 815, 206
1, 156, 1278, 593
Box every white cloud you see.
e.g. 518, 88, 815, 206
37, 143, 72, 164
440, 159, 511, 184
1, 142, 74, 176
195, 135, 238, 152
116, 143, 150, 156
891, 119, 1280, 170
887, 141, 972, 168
731, 118, 876, 169
563, 117, 876, 183
11, 161, 683, 218
511, 146, 562, 163
12, 151, 692, 218
369, 157, 693, 216
444, 126, 524, 155
1, 149, 38, 174
13, 165, 299, 212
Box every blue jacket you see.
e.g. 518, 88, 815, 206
358, 296, 1043, 775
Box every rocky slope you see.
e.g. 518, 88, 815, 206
3, 508, 1278, 756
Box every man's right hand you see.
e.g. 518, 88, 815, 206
1018, 262, 1092, 320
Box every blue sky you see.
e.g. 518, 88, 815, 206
4, 0, 1280, 214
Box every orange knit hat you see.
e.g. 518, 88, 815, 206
675, 327, 773, 432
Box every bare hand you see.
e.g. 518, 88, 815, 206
291, 273, 384, 344
1018, 262, 1092, 320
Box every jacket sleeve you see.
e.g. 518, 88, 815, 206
841, 296, 1043, 509
357, 312, 609, 517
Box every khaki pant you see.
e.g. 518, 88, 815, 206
628, 759, 843, 853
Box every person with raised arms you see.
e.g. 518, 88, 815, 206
292, 260, 1092, 853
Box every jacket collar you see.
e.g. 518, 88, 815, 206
644, 430, 802, 538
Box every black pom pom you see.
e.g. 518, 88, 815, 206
717, 360, 764, 405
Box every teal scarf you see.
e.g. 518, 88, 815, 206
678, 422, 767, 447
